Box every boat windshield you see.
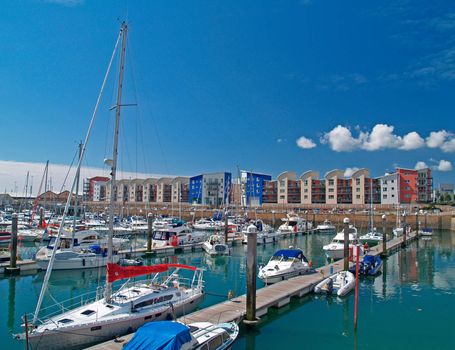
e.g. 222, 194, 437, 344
152, 231, 169, 240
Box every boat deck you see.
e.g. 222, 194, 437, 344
87, 231, 417, 350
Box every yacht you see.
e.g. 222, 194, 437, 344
323, 224, 363, 260
193, 218, 217, 231
359, 229, 384, 246
316, 219, 336, 234
35, 230, 128, 270
202, 234, 230, 256
258, 248, 311, 284
242, 220, 278, 245
17, 264, 204, 350
122, 320, 239, 350
151, 224, 206, 248
277, 213, 311, 236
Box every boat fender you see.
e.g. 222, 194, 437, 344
82, 258, 85, 267
187, 234, 192, 242
364, 242, 369, 251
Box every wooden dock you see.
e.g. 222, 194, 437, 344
87, 231, 418, 350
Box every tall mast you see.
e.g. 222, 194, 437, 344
44, 160, 49, 211
71, 141, 83, 248
105, 22, 128, 303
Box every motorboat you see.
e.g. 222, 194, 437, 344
16, 264, 205, 350
314, 270, 355, 297
151, 224, 206, 248
393, 227, 403, 237
349, 255, 383, 276
0, 230, 11, 244
242, 221, 279, 245
419, 227, 433, 236
202, 234, 230, 256
35, 230, 128, 270
123, 320, 239, 350
316, 219, 336, 234
359, 229, 384, 246
323, 225, 363, 260
258, 248, 311, 284
277, 213, 311, 236
192, 218, 217, 231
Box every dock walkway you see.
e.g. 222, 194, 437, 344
87, 231, 417, 350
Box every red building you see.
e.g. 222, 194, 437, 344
397, 168, 432, 204
84, 176, 110, 202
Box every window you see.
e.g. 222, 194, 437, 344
383, 188, 387, 191
304, 189, 308, 193
356, 195, 360, 199
328, 195, 334, 199
208, 334, 224, 350
304, 180, 308, 186
391, 187, 395, 191
383, 194, 387, 199
356, 178, 361, 185
356, 188, 360, 192
328, 179, 334, 186
304, 195, 308, 199
328, 188, 334, 192
81, 310, 95, 316
58, 318, 74, 324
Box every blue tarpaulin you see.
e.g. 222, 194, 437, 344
123, 321, 192, 350
273, 249, 303, 259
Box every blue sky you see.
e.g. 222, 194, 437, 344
1, 0, 454, 193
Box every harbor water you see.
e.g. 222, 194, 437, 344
1, 230, 454, 349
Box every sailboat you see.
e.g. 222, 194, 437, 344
359, 179, 384, 246
15, 23, 205, 350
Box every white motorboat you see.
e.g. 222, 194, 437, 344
359, 229, 384, 246
419, 227, 433, 236
314, 270, 355, 297
258, 247, 311, 284
17, 264, 204, 350
393, 227, 403, 237
277, 213, 311, 236
193, 218, 217, 231
202, 234, 230, 256
121, 320, 239, 350
316, 219, 336, 234
323, 224, 363, 260
242, 220, 279, 245
151, 224, 206, 248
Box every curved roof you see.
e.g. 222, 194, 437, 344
157, 177, 173, 185
324, 169, 344, 179
143, 178, 158, 185
299, 170, 320, 181
350, 168, 370, 179
171, 176, 189, 185
130, 178, 146, 185
277, 171, 297, 181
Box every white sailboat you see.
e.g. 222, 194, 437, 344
15, 23, 205, 350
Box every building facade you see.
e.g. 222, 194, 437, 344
380, 173, 399, 205
188, 172, 232, 207
240, 171, 272, 206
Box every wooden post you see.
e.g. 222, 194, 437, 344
381, 214, 387, 257
244, 224, 258, 325
354, 244, 360, 332
415, 212, 419, 237
312, 212, 316, 227
402, 213, 407, 247
6, 213, 20, 275
305, 210, 309, 233
271, 210, 275, 228
146, 213, 153, 253
224, 210, 229, 245
343, 217, 350, 271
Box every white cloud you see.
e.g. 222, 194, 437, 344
426, 130, 451, 148
441, 138, 455, 152
320, 124, 452, 152
401, 131, 426, 150
436, 160, 453, 171
0, 160, 171, 196
296, 136, 316, 149
344, 167, 359, 177
415, 161, 428, 170
321, 125, 361, 152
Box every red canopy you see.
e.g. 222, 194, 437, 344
107, 263, 197, 283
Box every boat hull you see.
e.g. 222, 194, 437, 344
36, 255, 120, 270
26, 293, 204, 350
259, 267, 311, 284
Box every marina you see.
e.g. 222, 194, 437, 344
1, 2, 455, 350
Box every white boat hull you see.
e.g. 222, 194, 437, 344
36, 255, 120, 270
27, 293, 204, 350
259, 267, 311, 284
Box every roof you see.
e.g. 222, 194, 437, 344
123, 321, 191, 350
273, 249, 304, 258
277, 171, 297, 181
299, 170, 320, 180
324, 169, 344, 179
350, 168, 370, 179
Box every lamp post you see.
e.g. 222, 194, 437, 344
402, 212, 407, 247
415, 212, 419, 237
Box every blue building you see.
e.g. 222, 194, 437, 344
241, 170, 272, 206
189, 172, 232, 207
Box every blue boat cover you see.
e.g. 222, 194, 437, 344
273, 249, 303, 258
123, 321, 192, 350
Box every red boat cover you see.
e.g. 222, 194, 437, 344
107, 263, 197, 283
